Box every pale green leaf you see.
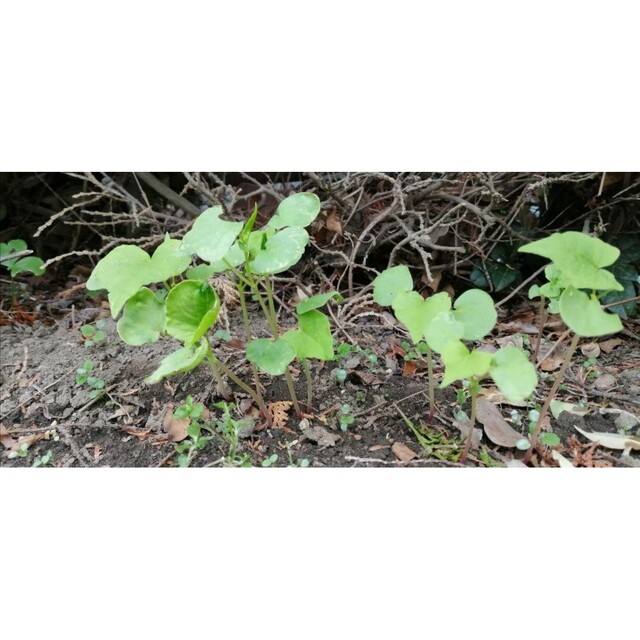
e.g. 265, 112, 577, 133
165, 280, 220, 345
246, 337, 296, 375
452, 289, 497, 340
268, 192, 321, 229
489, 346, 537, 403
296, 291, 343, 315
559, 286, 623, 337
179, 206, 243, 263
117, 287, 166, 346
423, 311, 465, 353
144, 339, 209, 384
281, 310, 334, 360
249, 227, 309, 274
440, 341, 493, 386
391, 290, 451, 344
372, 265, 413, 306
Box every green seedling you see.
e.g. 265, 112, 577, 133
33, 450, 54, 467
174, 400, 212, 468
7, 442, 30, 460
261, 453, 279, 467
213, 401, 254, 467
338, 403, 355, 432
397, 406, 462, 463
0, 239, 46, 278
86, 193, 323, 426
281, 440, 310, 467
75, 360, 106, 399
80, 320, 107, 347
333, 368, 348, 384
519, 231, 624, 463
373, 265, 537, 461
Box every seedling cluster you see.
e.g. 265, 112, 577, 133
86, 194, 629, 466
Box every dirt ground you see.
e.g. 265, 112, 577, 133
1, 272, 639, 468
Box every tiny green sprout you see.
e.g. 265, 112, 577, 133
261, 453, 279, 467
518, 231, 625, 463
8, 442, 30, 459
338, 404, 355, 432
334, 368, 348, 384
80, 321, 106, 347
33, 450, 54, 467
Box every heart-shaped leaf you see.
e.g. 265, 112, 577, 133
391, 290, 451, 344
559, 286, 623, 337
488, 346, 537, 403
423, 312, 465, 353
165, 280, 220, 346
440, 341, 493, 386
282, 310, 334, 360
452, 289, 497, 340
179, 206, 243, 263
86, 235, 191, 317
268, 192, 321, 229
144, 339, 209, 384
246, 337, 296, 375
249, 226, 309, 274
372, 265, 413, 306
519, 231, 623, 291
117, 287, 166, 345
9, 256, 45, 277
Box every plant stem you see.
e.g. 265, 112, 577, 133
523, 332, 580, 465
302, 358, 313, 412
207, 356, 232, 401
532, 295, 547, 366
426, 344, 435, 422
206, 351, 272, 427
459, 379, 478, 465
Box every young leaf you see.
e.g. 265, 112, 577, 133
0, 239, 28, 261
165, 280, 221, 346
559, 286, 623, 337
372, 265, 414, 307
144, 339, 209, 384
452, 289, 497, 340
488, 346, 537, 403
281, 310, 334, 360
10, 256, 45, 277
117, 287, 166, 346
423, 312, 465, 353
518, 231, 623, 291
86, 236, 191, 317
296, 291, 343, 315
246, 337, 296, 375
179, 206, 243, 263
267, 192, 321, 229
391, 290, 451, 344
440, 341, 493, 387
249, 226, 310, 274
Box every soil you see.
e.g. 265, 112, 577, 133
2, 277, 639, 468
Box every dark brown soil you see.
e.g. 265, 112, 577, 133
2, 295, 638, 468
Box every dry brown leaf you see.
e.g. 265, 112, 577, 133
539, 354, 564, 371
369, 444, 391, 452
268, 401, 293, 428
475, 398, 525, 448
478, 388, 528, 407
551, 450, 575, 468
597, 338, 623, 354
580, 342, 600, 358
0, 424, 17, 450
163, 411, 189, 443
402, 360, 418, 377
497, 321, 539, 335
351, 370, 385, 385
325, 211, 343, 235
300, 423, 340, 448
391, 441, 418, 462
495, 334, 524, 349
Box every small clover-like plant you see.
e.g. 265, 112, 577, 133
80, 320, 107, 347
75, 359, 106, 399
0, 239, 46, 278
518, 231, 624, 463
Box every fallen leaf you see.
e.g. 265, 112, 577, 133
505, 459, 528, 468
391, 441, 418, 462
475, 398, 525, 448
593, 373, 616, 390
550, 400, 589, 420
495, 334, 524, 349
325, 211, 343, 235
478, 388, 528, 407
598, 408, 640, 430
597, 338, 622, 353
575, 426, 640, 452
369, 444, 391, 452
551, 450, 575, 468
452, 413, 482, 449
268, 401, 293, 429
497, 321, 539, 335
538, 354, 564, 372
580, 342, 600, 358
163, 411, 189, 443
402, 360, 418, 377
299, 424, 340, 448
0, 424, 17, 450
350, 370, 385, 385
